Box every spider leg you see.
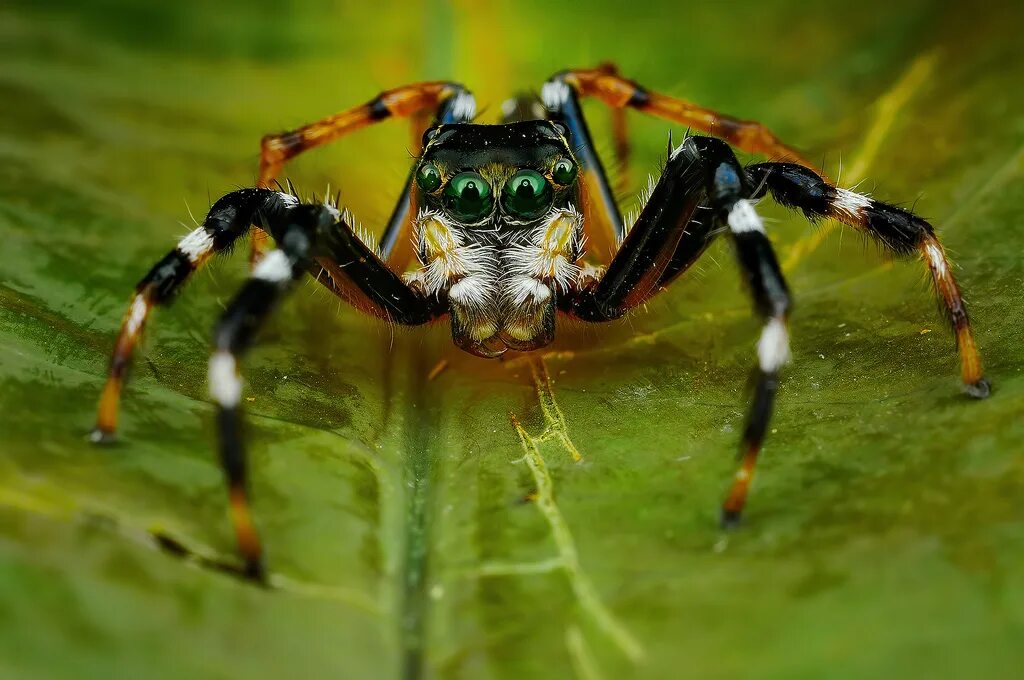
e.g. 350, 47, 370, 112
591, 63, 634, 194
210, 199, 442, 579
207, 205, 322, 581
96, 183, 439, 577
303, 203, 445, 324
564, 136, 736, 320
253, 81, 475, 266
609, 95, 631, 192
564, 136, 792, 527
745, 162, 990, 397
545, 64, 818, 171
92, 189, 297, 442
94, 175, 444, 442
543, 67, 627, 263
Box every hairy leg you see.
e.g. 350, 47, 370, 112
746, 162, 989, 397
252, 81, 476, 265
548, 65, 816, 169
563, 136, 792, 525
92, 189, 297, 442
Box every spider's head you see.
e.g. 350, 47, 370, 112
413, 120, 580, 226
410, 121, 584, 358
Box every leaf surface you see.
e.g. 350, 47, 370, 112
1, 2, 1023, 677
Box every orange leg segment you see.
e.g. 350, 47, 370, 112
250, 81, 469, 265
560, 65, 818, 171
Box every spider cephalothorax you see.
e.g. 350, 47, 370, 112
92, 65, 990, 581
405, 121, 584, 356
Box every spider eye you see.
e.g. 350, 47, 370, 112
416, 163, 442, 192
552, 158, 577, 185
503, 170, 552, 219
443, 172, 493, 221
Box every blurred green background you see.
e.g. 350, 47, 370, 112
1, 1, 1022, 678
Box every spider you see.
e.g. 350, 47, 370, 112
91, 64, 990, 582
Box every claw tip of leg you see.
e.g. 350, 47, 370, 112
89, 427, 117, 445
965, 378, 991, 400
720, 508, 742, 531
244, 559, 267, 585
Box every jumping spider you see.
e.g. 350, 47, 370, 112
92, 64, 990, 581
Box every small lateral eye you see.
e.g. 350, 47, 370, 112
552, 158, 577, 185
503, 169, 552, 219
443, 172, 493, 221
421, 126, 442, 147
417, 163, 442, 192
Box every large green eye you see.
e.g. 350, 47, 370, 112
503, 170, 552, 219
443, 172, 493, 221
416, 163, 442, 192
552, 158, 577, 185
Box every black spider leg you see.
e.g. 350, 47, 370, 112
254, 81, 473, 267
208, 205, 319, 582
378, 88, 477, 259
744, 162, 990, 398
208, 197, 443, 580
564, 136, 792, 528
94, 187, 440, 578
542, 76, 628, 259
92, 189, 295, 442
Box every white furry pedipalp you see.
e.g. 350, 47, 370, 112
507, 276, 552, 307
407, 210, 488, 296
508, 206, 584, 293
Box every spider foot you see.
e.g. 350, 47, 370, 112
965, 378, 992, 400
244, 557, 268, 585
719, 508, 743, 531
88, 427, 117, 446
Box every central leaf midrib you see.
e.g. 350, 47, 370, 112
393, 345, 443, 680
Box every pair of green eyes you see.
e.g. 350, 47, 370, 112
416, 159, 577, 221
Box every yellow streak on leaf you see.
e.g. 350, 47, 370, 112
529, 356, 584, 462
566, 625, 606, 680
510, 413, 645, 664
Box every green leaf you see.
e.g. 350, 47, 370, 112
1, 2, 1023, 678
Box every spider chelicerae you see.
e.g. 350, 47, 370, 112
92, 64, 990, 581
